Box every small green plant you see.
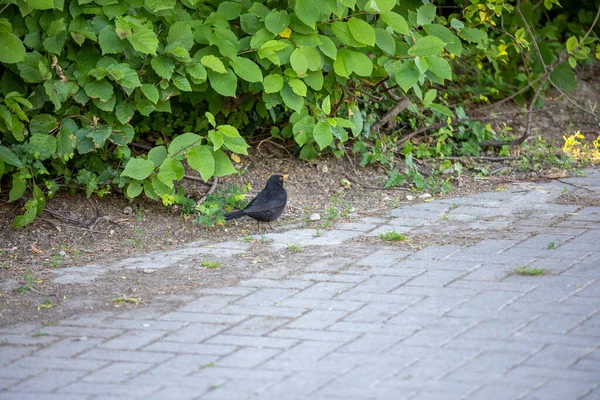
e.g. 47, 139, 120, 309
31, 330, 49, 337
514, 267, 547, 276
286, 243, 302, 253
259, 234, 268, 244
15, 269, 36, 295
49, 244, 67, 267
200, 260, 221, 269
547, 241, 557, 249
449, 203, 458, 210
379, 230, 408, 242
194, 184, 250, 228
240, 235, 254, 243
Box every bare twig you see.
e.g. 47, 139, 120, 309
371, 97, 411, 132
196, 177, 219, 205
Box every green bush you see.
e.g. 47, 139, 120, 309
0, 0, 596, 227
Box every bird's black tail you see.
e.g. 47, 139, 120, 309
224, 210, 245, 221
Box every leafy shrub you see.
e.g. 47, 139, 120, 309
0, 0, 596, 227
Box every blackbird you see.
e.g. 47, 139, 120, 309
224, 174, 287, 228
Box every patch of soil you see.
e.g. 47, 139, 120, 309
1, 63, 599, 327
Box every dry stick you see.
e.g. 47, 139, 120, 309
371, 96, 411, 132
196, 176, 219, 205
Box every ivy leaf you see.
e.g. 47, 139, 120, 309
207, 68, 238, 97
295, 0, 320, 28
213, 150, 237, 176
127, 27, 158, 55
313, 121, 333, 150
381, 11, 409, 36
151, 55, 175, 79
417, 3, 437, 25
409, 36, 446, 57
201, 55, 226, 73
231, 57, 263, 83
348, 18, 376, 47
158, 157, 185, 189
186, 145, 214, 182
263, 74, 284, 93
425, 56, 452, 80
395, 60, 420, 92
141, 83, 159, 103
121, 157, 155, 180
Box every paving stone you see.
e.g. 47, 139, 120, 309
145, 386, 210, 400
77, 348, 174, 364
205, 334, 298, 349
0, 393, 92, 400
162, 323, 227, 343
223, 316, 292, 336
525, 344, 596, 368
234, 288, 299, 306
9, 356, 109, 371
83, 361, 153, 383
269, 328, 359, 343
7, 369, 87, 392
98, 329, 167, 350
286, 309, 348, 330
520, 379, 598, 400
219, 304, 305, 318
158, 311, 247, 324
355, 248, 412, 267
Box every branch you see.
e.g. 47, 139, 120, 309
371, 96, 410, 132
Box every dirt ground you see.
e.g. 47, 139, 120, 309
1, 65, 598, 328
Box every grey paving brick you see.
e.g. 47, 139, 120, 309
0, 377, 18, 390
518, 313, 586, 334
468, 382, 542, 400
176, 295, 240, 313
216, 347, 281, 368
205, 334, 298, 349
0, 366, 43, 380
458, 317, 535, 341
0, 393, 92, 400
142, 341, 235, 356
194, 365, 288, 381
28, 325, 123, 339
355, 248, 412, 267
445, 351, 529, 381
269, 328, 359, 343
219, 304, 305, 318
305, 256, 354, 272
286, 309, 348, 330
234, 288, 299, 306
145, 386, 209, 400
200, 379, 273, 399
158, 311, 247, 324
405, 244, 464, 261
100, 318, 188, 331
525, 344, 596, 368
289, 272, 367, 283
161, 323, 227, 343
293, 281, 356, 299
7, 369, 87, 392
505, 365, 600, 383
98, 329, 167, 350
335, 221, 378, 231
58, 381, 161, 397
446, 291, 525, 317
223, 316, 292, 336
259, 371, 338, 398
238, 278, 313, 289
83, 361, 152, 383
0, 333, 59, 346
340, 333, 406, 354
0, 346, 36, 365
521, 379, 597, 400
278, 297, 364, 311
448, 239, 521, 261
9, 356, 109, 371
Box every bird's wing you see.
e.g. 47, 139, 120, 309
243, 193, 285, 213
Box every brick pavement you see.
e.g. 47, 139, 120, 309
1, 169, 599, 400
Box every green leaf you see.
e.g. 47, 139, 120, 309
290, 48, 309, 76
303, 70, 323, 90
115, 101, 135, 124
151, 55, 175, 79
423, 24, 463, 56
13, 199, 38, 229
550, 63, 578, 92
186, 145, 214, 182
126, 180, 143, 198
349, 105, 363, 136
460, 27, 486, 43
27, 0, 54, 9
375, 28, 396, 55
186, 61, 207, 81
395, 60, 420, 92
173, 75, 192, 91
295, 0, 320, 28
430, 103, 453, 117
216, 125, 240, 138
348, 18, 376, 47
158, 157, 185, 189
288, 77, 307, 97
84, 79, 114, 101
168, 132, 202, 159
223, 135, 250, 155
231, 57, 263, 83
566, 36, 578, 52
333, 48, 354, 78
201, 55, 226, 73
331, 22, 364, 47
381, 11, 409, 36
348, 50, 372, 77
127, 27, 158, 55
207, 68, 238, 97
141, 83, 159, 103
148, 145, 168, 167
213, 150, 237, 176
0, 160, 4, 181
9, 172, 26, 202
121, 157, 155, 180
264, 74, 284, 93
56, 119, 77, 160
409, 36, 446, 57
136, 99, 155, 116
30, 114, 58, 135
415, 56, 428, 73
322, 95, 331, 114
423, 88, 437, 105
280, 85, 304, 113
314, 121, 333, 150
205, 112, 216, 127
425, 56, 452, 80
218, 1, 244, 20
17, 52, 50, 83
417, 3, 436, 25
28, 133, 56, 160
208, 130, 223, 150
0, 32, 26, 63
293, 116, 315, 146
318, 35, 337, 60
0, 145, 23, 167
265, 10, 290, 35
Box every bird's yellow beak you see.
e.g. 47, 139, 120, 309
283, 174, 289, 180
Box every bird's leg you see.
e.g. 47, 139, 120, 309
268, 222, 274, 230
256, 220, 260, 231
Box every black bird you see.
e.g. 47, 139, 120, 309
224, 175, 287, 229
